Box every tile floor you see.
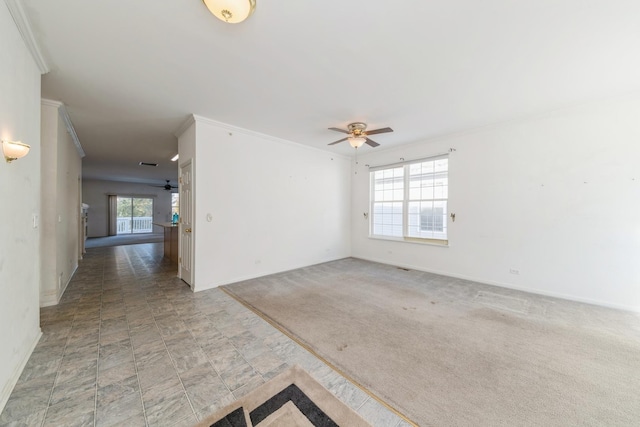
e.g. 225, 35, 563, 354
0, 243, 410, 427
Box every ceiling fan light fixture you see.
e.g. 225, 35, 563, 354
348, 136, 366, 149
203, 0, 256, 24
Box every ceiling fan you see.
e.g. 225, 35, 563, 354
328, 122, 393, 148
151, 180, 178, 191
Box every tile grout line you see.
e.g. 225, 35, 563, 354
121, 257, 153, 424
149, 304, 198, 424
38, 327, 70, 427
204, 300, 290, 403
39, 278, 83, 427
92, 249, 106, 427
106, 245, 160, 426
223, 324, 264, 393
182, 315, 236, 414
180, 303, 248, 416
356, 396, 371, 412
125, 295, 151, 427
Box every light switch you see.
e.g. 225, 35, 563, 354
33, 214, 39, 228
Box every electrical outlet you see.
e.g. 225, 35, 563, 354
509, 268, 520, 275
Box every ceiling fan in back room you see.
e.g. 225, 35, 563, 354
327, 122, 393, 148
150, 180, 178, 191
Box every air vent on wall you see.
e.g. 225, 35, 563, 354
139, 162, 158, 167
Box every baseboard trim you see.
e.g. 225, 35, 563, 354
192, 255, 350, 293
39, 291, 58, 307
0, 329, 42, 414
353, 256, 640, 313
40, 264, 78, 307
58, 264, 77, 302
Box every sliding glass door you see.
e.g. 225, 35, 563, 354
116, 197, 153, 234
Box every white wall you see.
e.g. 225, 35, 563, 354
352, 96, 640, 311
0, 2, 43, 411
40, 100, 83, 306
178, 116, 352, 291
82, 179, 175, 237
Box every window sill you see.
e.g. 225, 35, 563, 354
368, 235, 449, 247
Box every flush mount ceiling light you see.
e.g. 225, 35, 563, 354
2, 140, 31, 163
203, 0, 256, 24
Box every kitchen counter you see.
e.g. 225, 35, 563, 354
153, 222, 178, 265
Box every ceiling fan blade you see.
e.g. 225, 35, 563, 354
328, 127, 349, 134
365, 138, 380, 147
328, 137, 349, 145
365, 127, 393, 135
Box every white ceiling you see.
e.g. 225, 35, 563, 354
22, 0, 640, 185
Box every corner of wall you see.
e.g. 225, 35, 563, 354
0, 330, 41, 415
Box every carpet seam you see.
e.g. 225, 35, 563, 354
219, 286, 419, 427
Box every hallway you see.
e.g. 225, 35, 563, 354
0, 244, 405, 427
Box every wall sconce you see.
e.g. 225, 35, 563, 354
203, 0, 256, 24
2, 140, 31, 163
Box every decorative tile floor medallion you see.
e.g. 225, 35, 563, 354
198, 365, 371, 427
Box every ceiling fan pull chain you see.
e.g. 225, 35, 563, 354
354, 147, 358, 174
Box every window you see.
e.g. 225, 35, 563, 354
116, 197, 154, 234
171, 193, 180, 216
371, 156, 448, 244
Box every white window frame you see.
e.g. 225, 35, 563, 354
369, 155, 449, 245
171, 193, 180, 216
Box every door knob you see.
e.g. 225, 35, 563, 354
185, 228, 192, 233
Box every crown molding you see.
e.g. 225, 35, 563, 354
188, 114, 349, 159
60, 104, 85, 158
41, 98, 85, 158
175, 113, 349, 159
4, 0, 49, 74
41, 98, 62, 108
174, 115, 196, 139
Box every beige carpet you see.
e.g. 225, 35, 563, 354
195, 365, 371, 427
85, 232, 163, 248
222, 258, 640, 426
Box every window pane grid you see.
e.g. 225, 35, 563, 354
373, 167, 404, 202
372, 201, 403, 237
371, 158, 448, 241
